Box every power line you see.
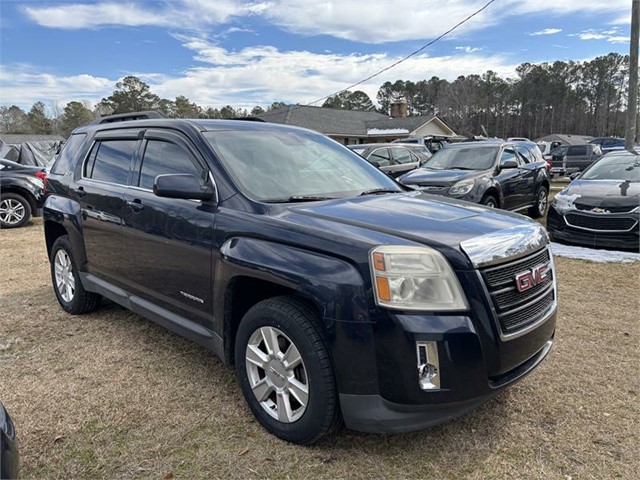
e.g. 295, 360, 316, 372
259, 0, 496, 118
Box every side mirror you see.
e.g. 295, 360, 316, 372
369, 160, 381, 168
153, 174, 215, 201
501, 159, 518, 169
569, 172, 581, 180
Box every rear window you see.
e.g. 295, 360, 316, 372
51, 133, 87, 175
85, 140, 136, 185
568, 146, 587, 156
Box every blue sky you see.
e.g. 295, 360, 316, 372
0, 0, 633, 111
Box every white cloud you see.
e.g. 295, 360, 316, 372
23, 0, 267, 30
529, 28, 562, 36
455, 46, 482, 53
23, 0, 630, 43
570, 28, 630, 44
0, 41, 519, 110
0, 64, 112, 108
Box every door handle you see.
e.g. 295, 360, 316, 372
126, 199, 144, 212
76, 186, 86, 198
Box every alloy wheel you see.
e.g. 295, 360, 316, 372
245, 326, 309, 423
0, 199, 25, 225
54, 250, 76, 303
538, 190, 548, 214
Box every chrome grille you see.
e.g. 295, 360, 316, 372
573, 203, 635, 214
565, 213, 637, 232
480, 248, 555, 334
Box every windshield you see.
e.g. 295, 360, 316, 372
424, 146, 498, 170
581, 156, 640, 182
203, 129, 401, 202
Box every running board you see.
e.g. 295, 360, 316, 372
80, 273, 225, 360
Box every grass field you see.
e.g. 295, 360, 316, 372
1, 218, 638, 479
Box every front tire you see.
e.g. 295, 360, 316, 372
234, 296, 341, 444
0, 193, 31, 228
528, 186, 549, 218
481, 194, 498, 209
50, 235, 102, 314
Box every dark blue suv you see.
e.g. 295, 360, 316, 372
43, 113, 557, 444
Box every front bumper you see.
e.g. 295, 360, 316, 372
341, 338, 553, 433
547, 206, 640, 251
337, 286, 557, 434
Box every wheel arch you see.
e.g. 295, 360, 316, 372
482, 186, 502, 207
214, 237, 370, 365
0, 187, 37, 213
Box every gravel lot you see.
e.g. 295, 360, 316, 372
1, 218, 638, 479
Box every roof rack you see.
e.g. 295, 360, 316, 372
91, 111, 166, 125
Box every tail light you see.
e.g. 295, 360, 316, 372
35, 170, 48, 193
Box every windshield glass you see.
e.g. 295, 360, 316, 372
424, 146, 498, 170
203, 129, 401, 202
581, 155, 640, 182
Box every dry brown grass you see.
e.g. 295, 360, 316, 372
1, 218, 639, 479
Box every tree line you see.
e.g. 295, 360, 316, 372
1, 52, 636, 140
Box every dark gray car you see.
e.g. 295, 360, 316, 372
347, 143, 426, 177
548, 144, 602, 175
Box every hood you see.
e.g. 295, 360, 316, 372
282, 192, 537, 269
398, 168, 485, 186
563, 179, 640, 209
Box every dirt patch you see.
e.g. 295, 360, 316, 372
1, 219, 639, 479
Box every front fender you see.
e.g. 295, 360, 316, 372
215, 237, 369, 323
214, 237, 379, 394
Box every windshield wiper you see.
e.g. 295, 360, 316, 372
358, 188, 402, 196
267, 195, 337, 203
448, 167, 475, 170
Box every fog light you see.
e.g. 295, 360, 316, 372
416, 341, 440, 390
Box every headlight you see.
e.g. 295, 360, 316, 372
551, 191, 580, 215
370, 245, 468, 311
26, 176, 44, 188
448, 178, 475, 196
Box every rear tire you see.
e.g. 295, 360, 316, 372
50, 235, 102, 314
528, 186, 549, 218
481, 194, 498, 209
0, 193, 31, 228
234, 296, 341, 445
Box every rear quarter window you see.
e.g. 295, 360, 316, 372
51, 133, 87, 175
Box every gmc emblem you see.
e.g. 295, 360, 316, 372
515, 263, 550, 292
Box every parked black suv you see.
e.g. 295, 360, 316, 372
398, 141, 550, 217
44, 114, 557, 444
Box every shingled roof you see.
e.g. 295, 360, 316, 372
256, 105, 457, 140
364, 115, 436, 132
258, 105, 392, 136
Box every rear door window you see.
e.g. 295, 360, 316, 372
368, 148, 391, 167
86, 140, 136, 185
516, 146, 534, 163
390, 147, 414, 164
138, 140, 203, 190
